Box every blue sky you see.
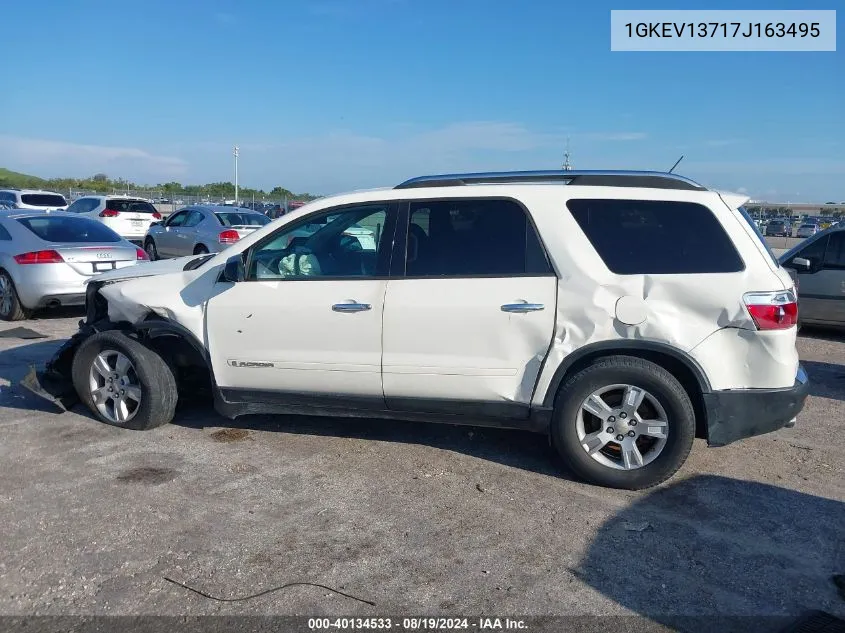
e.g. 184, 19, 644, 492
1, 0, 842, 200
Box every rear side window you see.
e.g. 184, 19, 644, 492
16, 216, 121, 243
215, 212, 270, 227
406, 198, 552, 277
20, 194, 67, 207
106, 199, 157, 214
567, 199, 744, 275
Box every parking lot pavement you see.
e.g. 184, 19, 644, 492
0, 312, 843, 626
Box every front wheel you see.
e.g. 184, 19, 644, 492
71, 331, 177, 430
551, 356, 695, 490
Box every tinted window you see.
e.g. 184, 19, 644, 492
789, 235, 828, 268
0, 223, 11, 240
106, 199, 157, 213
183, 210, 204, 228
166, 210, 189, 227
567, 199, 743, 275
20, 194, 67, 207
824, 232, 845, 268
247, 204, 392, 280
406, 199, 551, 277
215, 212, 270, 227
16, 216, 121, 243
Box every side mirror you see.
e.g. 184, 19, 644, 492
791, 257, 812, 272
222, 254, 245, 282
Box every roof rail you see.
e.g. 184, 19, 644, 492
394, 170, 707, 191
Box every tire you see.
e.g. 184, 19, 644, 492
551, 355, 695, 490
194, 244, 209, 255
0, 270, 32, 321
144, 238, 159, 261
71, 330, 178, 430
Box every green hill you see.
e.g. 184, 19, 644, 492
0, 168, 48, 189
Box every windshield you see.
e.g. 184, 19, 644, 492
17, 216, 122, 243
215, 212, 270, 227
20, 194, 67, 207
106, 199, 158, 213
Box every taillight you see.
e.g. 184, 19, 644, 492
152, 211, 162, 220
14, 250, 64, 264
219, 229, 240, 244
100, 209, 120, 217
136, 247, 149, 261
743, 289, 798, 330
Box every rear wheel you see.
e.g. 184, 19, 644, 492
193, 244, 209, 255
144, 238, 159, 261
551, 356, 695, 490
0, 270, 31, 321
72, 331, 177, 430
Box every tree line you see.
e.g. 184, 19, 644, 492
0, 168, 319, 201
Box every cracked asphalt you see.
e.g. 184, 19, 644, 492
0, 310, 843, 631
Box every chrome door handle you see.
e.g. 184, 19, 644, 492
332, 301, 372, 313
501, 301, 545, 313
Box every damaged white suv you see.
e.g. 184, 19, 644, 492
29, 170, 808, 490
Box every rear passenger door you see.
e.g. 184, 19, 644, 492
381, 198, 557, 419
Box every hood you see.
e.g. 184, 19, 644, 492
88, 255, 203, 283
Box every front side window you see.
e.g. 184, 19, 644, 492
246, 204, 392, 280
789, 235, 828, 269
567, 199, 744, 275
823, 232, 845, 269
166, 210, 189, 227
405, 199, 551, 277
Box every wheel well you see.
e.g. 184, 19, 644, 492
552, 349, 709, 440
139, 328, 212, 394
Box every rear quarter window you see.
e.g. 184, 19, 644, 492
567, 199, 744, 275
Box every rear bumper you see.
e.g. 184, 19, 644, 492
703, 365, 809, 447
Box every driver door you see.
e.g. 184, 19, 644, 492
157, 210, 188, 257
205, 202, 397, 402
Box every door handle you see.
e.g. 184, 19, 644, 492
332, 300, 372, 313
501, 300, 545, 313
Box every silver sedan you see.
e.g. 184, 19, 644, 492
143, 205, 270, 260
0, 212, 146, 321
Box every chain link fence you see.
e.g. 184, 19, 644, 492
65, 189, 312, 218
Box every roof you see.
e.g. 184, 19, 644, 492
394, 170, 706, 191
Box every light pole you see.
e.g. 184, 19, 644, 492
233, 145, 239, 204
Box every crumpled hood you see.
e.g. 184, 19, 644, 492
89, 255, 202, 283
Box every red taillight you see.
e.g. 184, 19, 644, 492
136, 247, 149, 261
152, 211, 162, 220
219, 229, 240, 244
744, 290, 798, 330
100, 209, 120, 217
14, 249, 64, 264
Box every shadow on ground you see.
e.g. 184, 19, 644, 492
803, 360, 845, 402
575, 474, 845, 633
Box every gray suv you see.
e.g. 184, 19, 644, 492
780, 224, 845, 327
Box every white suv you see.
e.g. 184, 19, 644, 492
0, 189, 68, 211
32, 170, 808, 490
65, 195, 162, 244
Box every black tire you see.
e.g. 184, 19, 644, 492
71, 330, 178, 430
194, 244, 209, 255
551, 355, 695, 490
144, 238, 159, 261
0, 270, 32, 321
